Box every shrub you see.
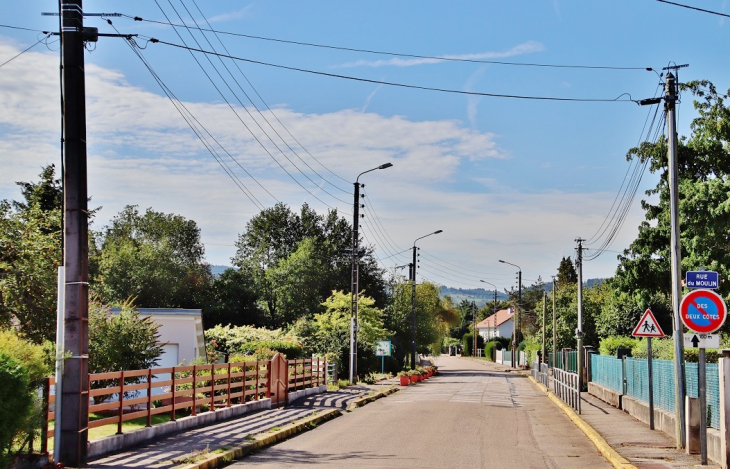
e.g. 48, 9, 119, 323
599, 336, 640, 356
0, 353, 32, 464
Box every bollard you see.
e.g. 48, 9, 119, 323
686, 396, 700, 454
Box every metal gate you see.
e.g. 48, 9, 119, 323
269, 353, 288, 408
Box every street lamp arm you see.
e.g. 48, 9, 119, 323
498, 259, 522, 272
356, 162, 393, 183
413, 229, 443, 247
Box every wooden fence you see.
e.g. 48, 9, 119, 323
43, 357, 326, 446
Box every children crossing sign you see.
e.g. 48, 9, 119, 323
632, 309, 665, 337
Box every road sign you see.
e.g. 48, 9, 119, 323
375, 340, 391, 357
632, 309, 665, 337
680, 289, 727, 334
684, 333, 721, 349
686, 271, 719, 290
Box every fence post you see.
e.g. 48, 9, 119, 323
171, 366, 176, 421
255, 362, 260, 401
146, 368, 152, 427
266, 359, 272, 399
42, 377, 50, 454
117, 371, 124, 434
192, 365, 197, 416
227, 363, 232, 407
209, 365, 215, 412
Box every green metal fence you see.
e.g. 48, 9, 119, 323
686, 362, 720, 430
591, 355, 623, 393
592, 356, 720, 430
566, 351, 578, 373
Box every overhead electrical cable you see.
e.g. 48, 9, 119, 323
656, 0, 730, 18
0, 33, 51, 69
125, 15, 651, 71
121, 36, 268, 210
183, 0, 351, 195
144, 38, 639, 103
0, 24, 47, 33
419, 252, 515, 279
152, 0, 343, 210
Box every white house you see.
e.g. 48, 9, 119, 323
110, 308, 205, 368
476, 307, 515, 341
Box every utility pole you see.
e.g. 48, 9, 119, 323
542, 292, 546, 364
473, 302, 477, 357
59, 0, 90, 465
552, 276, 557, 368
665, 70, 686, 449
350, 181, 362, 384
575, 238, 584, 414
517, 270, 522, 366
411, 245, 417, 368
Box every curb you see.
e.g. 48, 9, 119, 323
346, 386, 399, 411
175, 408, 342, 469
526, 376, 637, 469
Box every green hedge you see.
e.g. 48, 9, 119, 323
0, 353, 32, 464
236, 340, 304, 359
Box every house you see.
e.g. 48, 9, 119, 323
476, 307, 515, 341
110, 308, 206, 368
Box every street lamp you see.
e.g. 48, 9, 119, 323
498, 260, 522, 368
350, 162, 393, 384
411, 230, 443, 369
480, 280, 498, 360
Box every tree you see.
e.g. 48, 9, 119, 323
232, 203, 386, 327
0, 166, 63, 343
94, 205, 213, 309
614, 81, 730, 331
557, 257, 577, 286
204, 268, 262, 328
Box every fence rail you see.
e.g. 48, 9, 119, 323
44, 356, 326, 443
553, 368, 580, 413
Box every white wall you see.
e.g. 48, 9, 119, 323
478, 317, 514, 340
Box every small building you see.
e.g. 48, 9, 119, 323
476, 307, 515, 341
110, 308, 205, 368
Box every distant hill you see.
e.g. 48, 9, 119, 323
438, 279, 605, 307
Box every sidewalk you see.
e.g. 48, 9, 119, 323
87, 381, 397, 469
468, 358, 719, 469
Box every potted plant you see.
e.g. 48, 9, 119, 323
409, 370, 419, 384
397, 371, 410, 386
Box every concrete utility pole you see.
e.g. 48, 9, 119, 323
473, 302, 477, 357
665, 70, 687, 449
575, 238, 584, 414
411, 230, 442, 368
59, 0, 90, 465
542, 292, 546, 364
350, 163, 392, 384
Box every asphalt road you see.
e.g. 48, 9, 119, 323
233, 356, 611, 468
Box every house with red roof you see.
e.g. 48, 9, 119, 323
476, 307, 515, 341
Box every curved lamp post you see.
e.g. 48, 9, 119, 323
350, 163, 392, 384
410, 230, 443, 368
498, 260, 522, 368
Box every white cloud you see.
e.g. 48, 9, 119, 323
207, 5, 254, 23
338, 41, 545, 68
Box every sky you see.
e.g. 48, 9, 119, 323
0, 1, 728, 293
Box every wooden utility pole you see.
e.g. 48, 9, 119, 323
59, 0, 90, 465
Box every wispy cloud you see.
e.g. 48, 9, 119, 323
361, 85, 382, 112
207, 5, 254, 23
464, 66, 488, 128
338, 41, 545, 68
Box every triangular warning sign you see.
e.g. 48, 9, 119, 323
632, 309, 665, 337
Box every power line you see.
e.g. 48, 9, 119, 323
125, 15, 652, 71
0, 33, 51, 69
0, 24, 47, 33
151, 1, 345, 210
145, 38, 639, 103
656, 0, 730, 18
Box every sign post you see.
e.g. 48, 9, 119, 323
680, 289, 727, 465
375, 341, 392, 374
632, 309, 665, 430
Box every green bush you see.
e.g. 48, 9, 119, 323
599, 336, 640, 356
0, 353, 33, 464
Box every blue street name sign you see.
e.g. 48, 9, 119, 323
686, 271, 719, 289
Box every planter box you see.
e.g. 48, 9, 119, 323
399, 375, 410, 386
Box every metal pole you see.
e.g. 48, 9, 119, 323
552, 277, 557, 368
411, 246, 417, 369
666, 72, 686, 449
648, 337, 655, 430
517, 269, 522, 365
699, 347, 707, 464
542, 292, 546, 364
576, 238, 584, 414
473, 302, 477, 357
350, 181, 360, 384
60, 0, 90, 464
493, 289, 497, 360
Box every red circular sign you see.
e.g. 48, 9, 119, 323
680, 289, 727, 333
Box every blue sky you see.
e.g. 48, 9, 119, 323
0, 1, 728, 291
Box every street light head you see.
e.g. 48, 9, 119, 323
434, 230, 443, 234
499, 260, 506, 264
378, 163, 393, 169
